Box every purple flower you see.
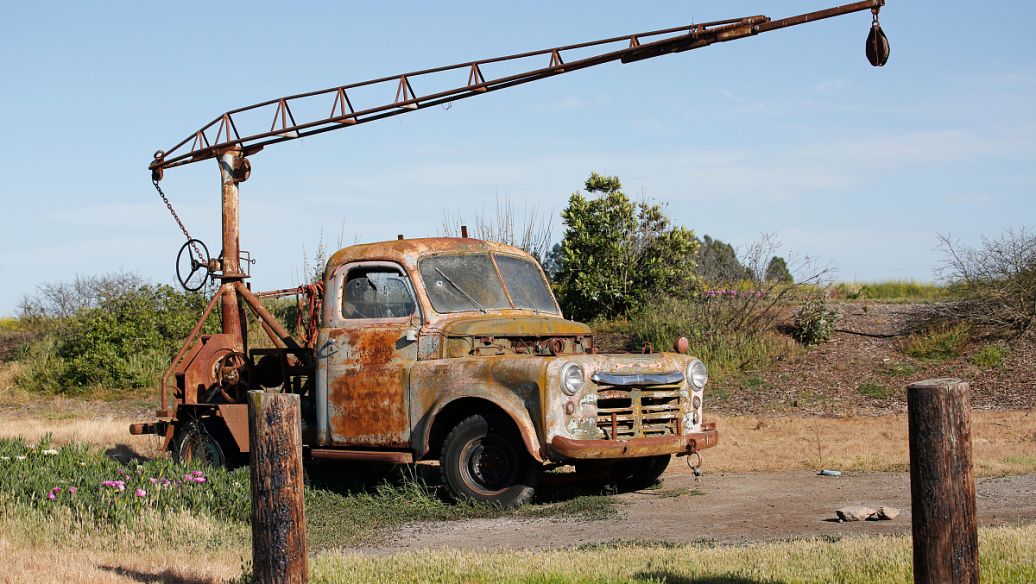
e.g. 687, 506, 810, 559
191, 470, 205, 478
134, 488, 147, 497
68, 487, 78, 495
47, 491, 57, 501
149, 477, 159, 485
101, 480, 127, 492
193, 476, 207, 484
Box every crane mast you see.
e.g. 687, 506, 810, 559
147, 0, 888, 367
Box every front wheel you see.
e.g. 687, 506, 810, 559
439, 414, 539, 508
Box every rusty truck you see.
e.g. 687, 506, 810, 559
132, 2, 888, 506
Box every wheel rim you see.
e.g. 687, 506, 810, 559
461, 434, 519, 494
182, 431, 225, 467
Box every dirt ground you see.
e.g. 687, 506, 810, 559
371, 468, 1036, 554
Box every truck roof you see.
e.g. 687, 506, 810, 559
324, 237, 530, 278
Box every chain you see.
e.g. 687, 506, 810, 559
152, 179, 206, 263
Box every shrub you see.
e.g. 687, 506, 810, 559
935, 228, 1036, 336
791, 298, 838, 346
55, 284, 212, 390
903, 321, 971, 361
971, 343, 1009, 369
554, 173, 701, 321
857, 382, 894, 400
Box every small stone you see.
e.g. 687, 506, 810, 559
877, 506, 900, 520
836, 505, 877, 522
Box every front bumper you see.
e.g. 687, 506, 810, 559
548, 422, 718, 460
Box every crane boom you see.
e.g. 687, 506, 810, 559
149, 0, 884, 179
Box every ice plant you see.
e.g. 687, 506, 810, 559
68, 487, 78, 495
101, 480, 127, 491
134, 488, 147, 497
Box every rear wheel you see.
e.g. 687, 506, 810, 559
172, 419, 239, 469
439, 414, 539, 508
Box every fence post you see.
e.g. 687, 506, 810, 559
907, 378, 978, 584
248, 391, 307, 584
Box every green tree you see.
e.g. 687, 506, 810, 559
697, 235, 753, 284
764, 256, 794, 283
554, 173, 700, 321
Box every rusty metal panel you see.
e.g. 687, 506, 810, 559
217, 404, 250, 453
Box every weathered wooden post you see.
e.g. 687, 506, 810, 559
248, 391, 307, 584
907, 378, 978, 584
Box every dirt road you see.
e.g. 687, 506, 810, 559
371, 469, 1036, 553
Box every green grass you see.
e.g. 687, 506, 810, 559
857, 382, 895, 400
903, 321, 972, 361
829, 281, 948, 302
0, 437, 617, 551
972, 343, 1010, 369
880, 361, 920, 377
299, 525, 1036, 584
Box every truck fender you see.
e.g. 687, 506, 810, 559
417, 391, 544, 463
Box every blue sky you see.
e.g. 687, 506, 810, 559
1, 1, 1034, 315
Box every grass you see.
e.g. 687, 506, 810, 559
972, 343, 1010, 369
829, 281, 948, 302
304, 525, 1036, 584
856, 382, 896, 400
705, 412, 1036, 476
903, 321, 972, 361
880, 361, 920, 378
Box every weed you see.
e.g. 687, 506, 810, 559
829, 281, 948, 302
972, 343, 1010, 369
903, 321, 971, 361
857, 383, 895, 400
881, 361, 919, 377
740, 376, 771, 392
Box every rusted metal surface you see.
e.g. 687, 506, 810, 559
309, 449, 414, 464
148, 1, 884, 175
549, 427, 719, 460
218, 403, 251, 453
218, 148, 247, 350
326, 325, 414, 448
158, 289, 222, 412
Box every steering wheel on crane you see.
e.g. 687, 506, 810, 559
176, 238, 212, 292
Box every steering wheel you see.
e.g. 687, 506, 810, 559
176, 239, 211, 292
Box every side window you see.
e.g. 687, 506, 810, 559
341, 265, 416, 320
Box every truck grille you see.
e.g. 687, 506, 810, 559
596, 385, 682, 439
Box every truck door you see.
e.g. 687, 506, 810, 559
323, 261, 419, 448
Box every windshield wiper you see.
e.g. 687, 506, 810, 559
435, 268, 487, 314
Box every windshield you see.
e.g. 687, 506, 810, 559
420, 254, 511, 313
495, 254, 558, 313
419, 253, 559, 315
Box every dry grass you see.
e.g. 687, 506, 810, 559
0, 416, 165, 460
0, 509, 247, 584
309, 524, 1036, 584
706, 410, 1036, 476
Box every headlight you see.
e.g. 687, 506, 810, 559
560, 362, 584, 396
688, 359, 708, 390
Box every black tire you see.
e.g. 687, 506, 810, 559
576, 455, 671, 492
616, 454, 671, 491
439, 414, 539, 508
172, 419, 240, 469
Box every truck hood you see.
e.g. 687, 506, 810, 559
440, 314, 592, 337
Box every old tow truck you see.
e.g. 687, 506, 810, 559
132, 2, 889, 506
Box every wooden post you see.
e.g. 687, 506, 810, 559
907, 378, 979, 584
248, 391, 307, 584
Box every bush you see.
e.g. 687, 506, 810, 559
554, 173, 700, 321
54, 284, 212, 390
971, 343, 1009, 369
629, 237, 831, 376
936, 228, 1036, 336
903, 321, 971, 361
791, 298, 838, 346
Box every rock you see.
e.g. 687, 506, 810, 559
876, 506, 900, 520
836, 505, 877, 521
